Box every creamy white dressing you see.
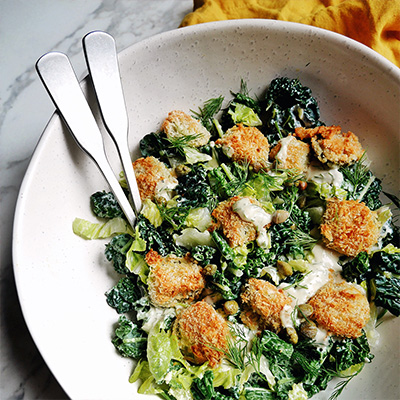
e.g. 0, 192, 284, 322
280, 304, 297, 330
275, 135, 295, 165
233, 198, 273, 249
314, 327, 330, 348
141, 307, 176, 334
279, 244, 343, 306
155, 178, 178, 200
306, 164, 344, 188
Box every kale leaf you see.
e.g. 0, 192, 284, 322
112, 315, 147, 359
190, 245, 217, 266
136, 215, 184, 257
262, 77, 323, 146
90, 191, 124, 219
341, 252, 371, 284
327, 332, 373, 372
191, 370, 239, 400
105, 275, 147, 314
370, 251, 400, 316
105, 234, 133, 274
176, 164, 218, 210
342, 251, 400, 316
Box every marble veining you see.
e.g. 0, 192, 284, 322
0, 1, 192, 399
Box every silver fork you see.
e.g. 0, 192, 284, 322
36, 31, 141, 228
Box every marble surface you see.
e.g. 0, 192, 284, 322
0, 1, 193, 398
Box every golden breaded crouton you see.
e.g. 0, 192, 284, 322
269, 135, 310, 172
320, 198, 380, 257
307, 281, 370, 338
294, 125, 363, 166
215, 124, 270, 171
210, 196, 262, 247
161, 110, 211, 147
173, 301, 229, 368
132, 156, 178, 201
240, 278, 291, 332
146, 250, 205, 308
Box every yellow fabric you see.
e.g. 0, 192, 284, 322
180, 0, 400, 67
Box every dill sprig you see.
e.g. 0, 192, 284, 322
223, 323, 249, 370
166, 133, 201, 157
328, 364, 365, 400
340, 152, 373, 200
192, 96, 224, 132
285, 230, 318, 249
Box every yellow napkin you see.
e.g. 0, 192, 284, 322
181, 0, 400, 67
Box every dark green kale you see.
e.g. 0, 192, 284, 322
112, 315, 147, 359
370, 251, 400, 316
327, 332, 373, 372
211, 268, 242, 300
105, 275, 147, 314
136, 215, 184, 257
211, 230, 238, 263
260, 331, 297, 398
190, 245, 217, 266
208, 162, 249, 200
105, 234, 133, 274
341, 252, 370, 283
291, 340, 332, 397
90, 191, 124, 219
268, 185, 317, 259
191, 370, 239, 400
341, 251, 400, 316
140, 131, 198, 166
139, 131, 168, 159
244, 247, 276, 278
340, 155, 383, 210
176, 164, 218, 210
262, 77, 323, 146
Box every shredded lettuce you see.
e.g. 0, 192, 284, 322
72, 217, 133, 239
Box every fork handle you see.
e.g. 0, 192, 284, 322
83, 31, 142, 215
36, 51, 136, 228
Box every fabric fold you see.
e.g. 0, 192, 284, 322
181, 0, 400, 67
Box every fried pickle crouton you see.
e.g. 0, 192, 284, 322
146, 250, 205, 308
269, 135, 310, 172
132, 156, 178, 201
161, 110, 211, 147
240, 278, 292, 332
173, 301, 229, 367
320, 199, 380, 257
215, 124, 270, 171
294, 125, 363, 166
307, 281, 370, 338
210, 196, 263, 247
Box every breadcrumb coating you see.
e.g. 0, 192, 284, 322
307, 281, 370, 338
132, 156, 178, 201
161, 110, 211, 147
173, 301, 229, 367
320, 198, 380, 257
146, 250, 205, 308
215, 124, 270, 171
210, 196, 261, 247
240, 278, 291, 332
294, 125, 364, 166
269, 135, 310, 172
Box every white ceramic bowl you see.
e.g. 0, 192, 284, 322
13, 20, 400, 400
